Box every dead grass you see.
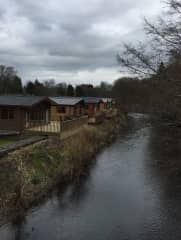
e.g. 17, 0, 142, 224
0, 112, 127, 225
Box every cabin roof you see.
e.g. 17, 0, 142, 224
50, 97, 84, 106
83, 97, 103, 104
0, 95, 48, 107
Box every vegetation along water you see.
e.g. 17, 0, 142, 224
0, 111, 127, 226
1, 114, 181, 239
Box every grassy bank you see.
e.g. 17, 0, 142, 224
0, 136, 17, 147
0, 112, 127, 225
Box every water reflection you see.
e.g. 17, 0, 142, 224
1, 114, 181, 239
148, 119, 181, 182
144, 119, 181, 239
56, 162, 96, 210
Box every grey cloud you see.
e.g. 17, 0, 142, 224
0, 0, 163, 84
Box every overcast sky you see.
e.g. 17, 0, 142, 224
0, 0, 163, 85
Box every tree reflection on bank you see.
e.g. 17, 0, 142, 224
148, 119, 181, 180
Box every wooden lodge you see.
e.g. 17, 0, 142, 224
0, 96, 51, 133
83, 97, 104, 116
49, 97, 86, 121
0, 95, 115, 133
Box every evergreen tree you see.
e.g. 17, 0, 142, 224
0, 65, 23, 94
67, 84, 74, 96
75, 85, 84, 97
26, 81, 35, 95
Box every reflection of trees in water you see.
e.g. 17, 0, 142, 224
125, 114, 151, 137
146, 122, 181, 239
9, 215, 27, 240
55, 158, 97, 210
10, 159, 98, 239
147, 121, 181, 186
11, 216, 35, 240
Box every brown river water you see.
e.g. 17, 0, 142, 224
1, 113, 181, 240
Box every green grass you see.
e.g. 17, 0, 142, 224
0, 136, 17, 147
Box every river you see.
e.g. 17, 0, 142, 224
1, 113, 181, 239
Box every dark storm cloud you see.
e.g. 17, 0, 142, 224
0, 0, 163, 84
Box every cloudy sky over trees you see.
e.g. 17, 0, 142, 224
0, 0, 163, 84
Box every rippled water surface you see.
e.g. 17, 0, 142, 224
1, 114, 181, 240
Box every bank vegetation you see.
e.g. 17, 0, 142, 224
0, 111, 127, 225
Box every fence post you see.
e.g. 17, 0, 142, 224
59, 119, 62, 140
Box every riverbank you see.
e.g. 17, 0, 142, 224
0, 111, 127, 226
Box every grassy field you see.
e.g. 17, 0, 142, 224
0, 136, 17, 147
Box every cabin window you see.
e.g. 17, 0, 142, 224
1, 109, 14, 119
57, 106, 66, 113
8, 109, 14, 119
1, 109, 8, 119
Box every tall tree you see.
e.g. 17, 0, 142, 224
75, 85, 84, 97
25, 81, 35, 95
117, 0, 181, 78
12, 76, 23, 93
67, 84, 74, 96
116, 0, 181, 114
57, 83, 67, 96
0, 65, 23, 94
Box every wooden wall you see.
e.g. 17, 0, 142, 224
0, 107, 24, 132
50, 104, 85, 121
85, 103, 103, 116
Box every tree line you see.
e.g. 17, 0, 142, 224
0, 66, 112, 97
0, 62, 177, 115
115, 0, 181, 115
25, 79, 112, 97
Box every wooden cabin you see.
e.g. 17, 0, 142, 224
0, 96, 51, 133
49, 97, 85, 121
84, 97, 104, 116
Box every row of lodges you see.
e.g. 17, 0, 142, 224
0, 95, 114, 133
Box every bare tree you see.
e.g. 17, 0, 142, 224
117, 42, 163, 77
117, 0, 181, 77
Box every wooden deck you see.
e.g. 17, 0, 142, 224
26, 116, 88, 134
27, 121, 61, 134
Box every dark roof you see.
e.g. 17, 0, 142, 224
50, 97, 84, 106
83, 97, 103, 104
0, 95, 48, 107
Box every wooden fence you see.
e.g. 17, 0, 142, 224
26, 121, 61, 134
61, 116, 88, 132
25, 116, 88, 135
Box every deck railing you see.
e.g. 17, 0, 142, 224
25, 120, 61, 134
25, 116, 88, 135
